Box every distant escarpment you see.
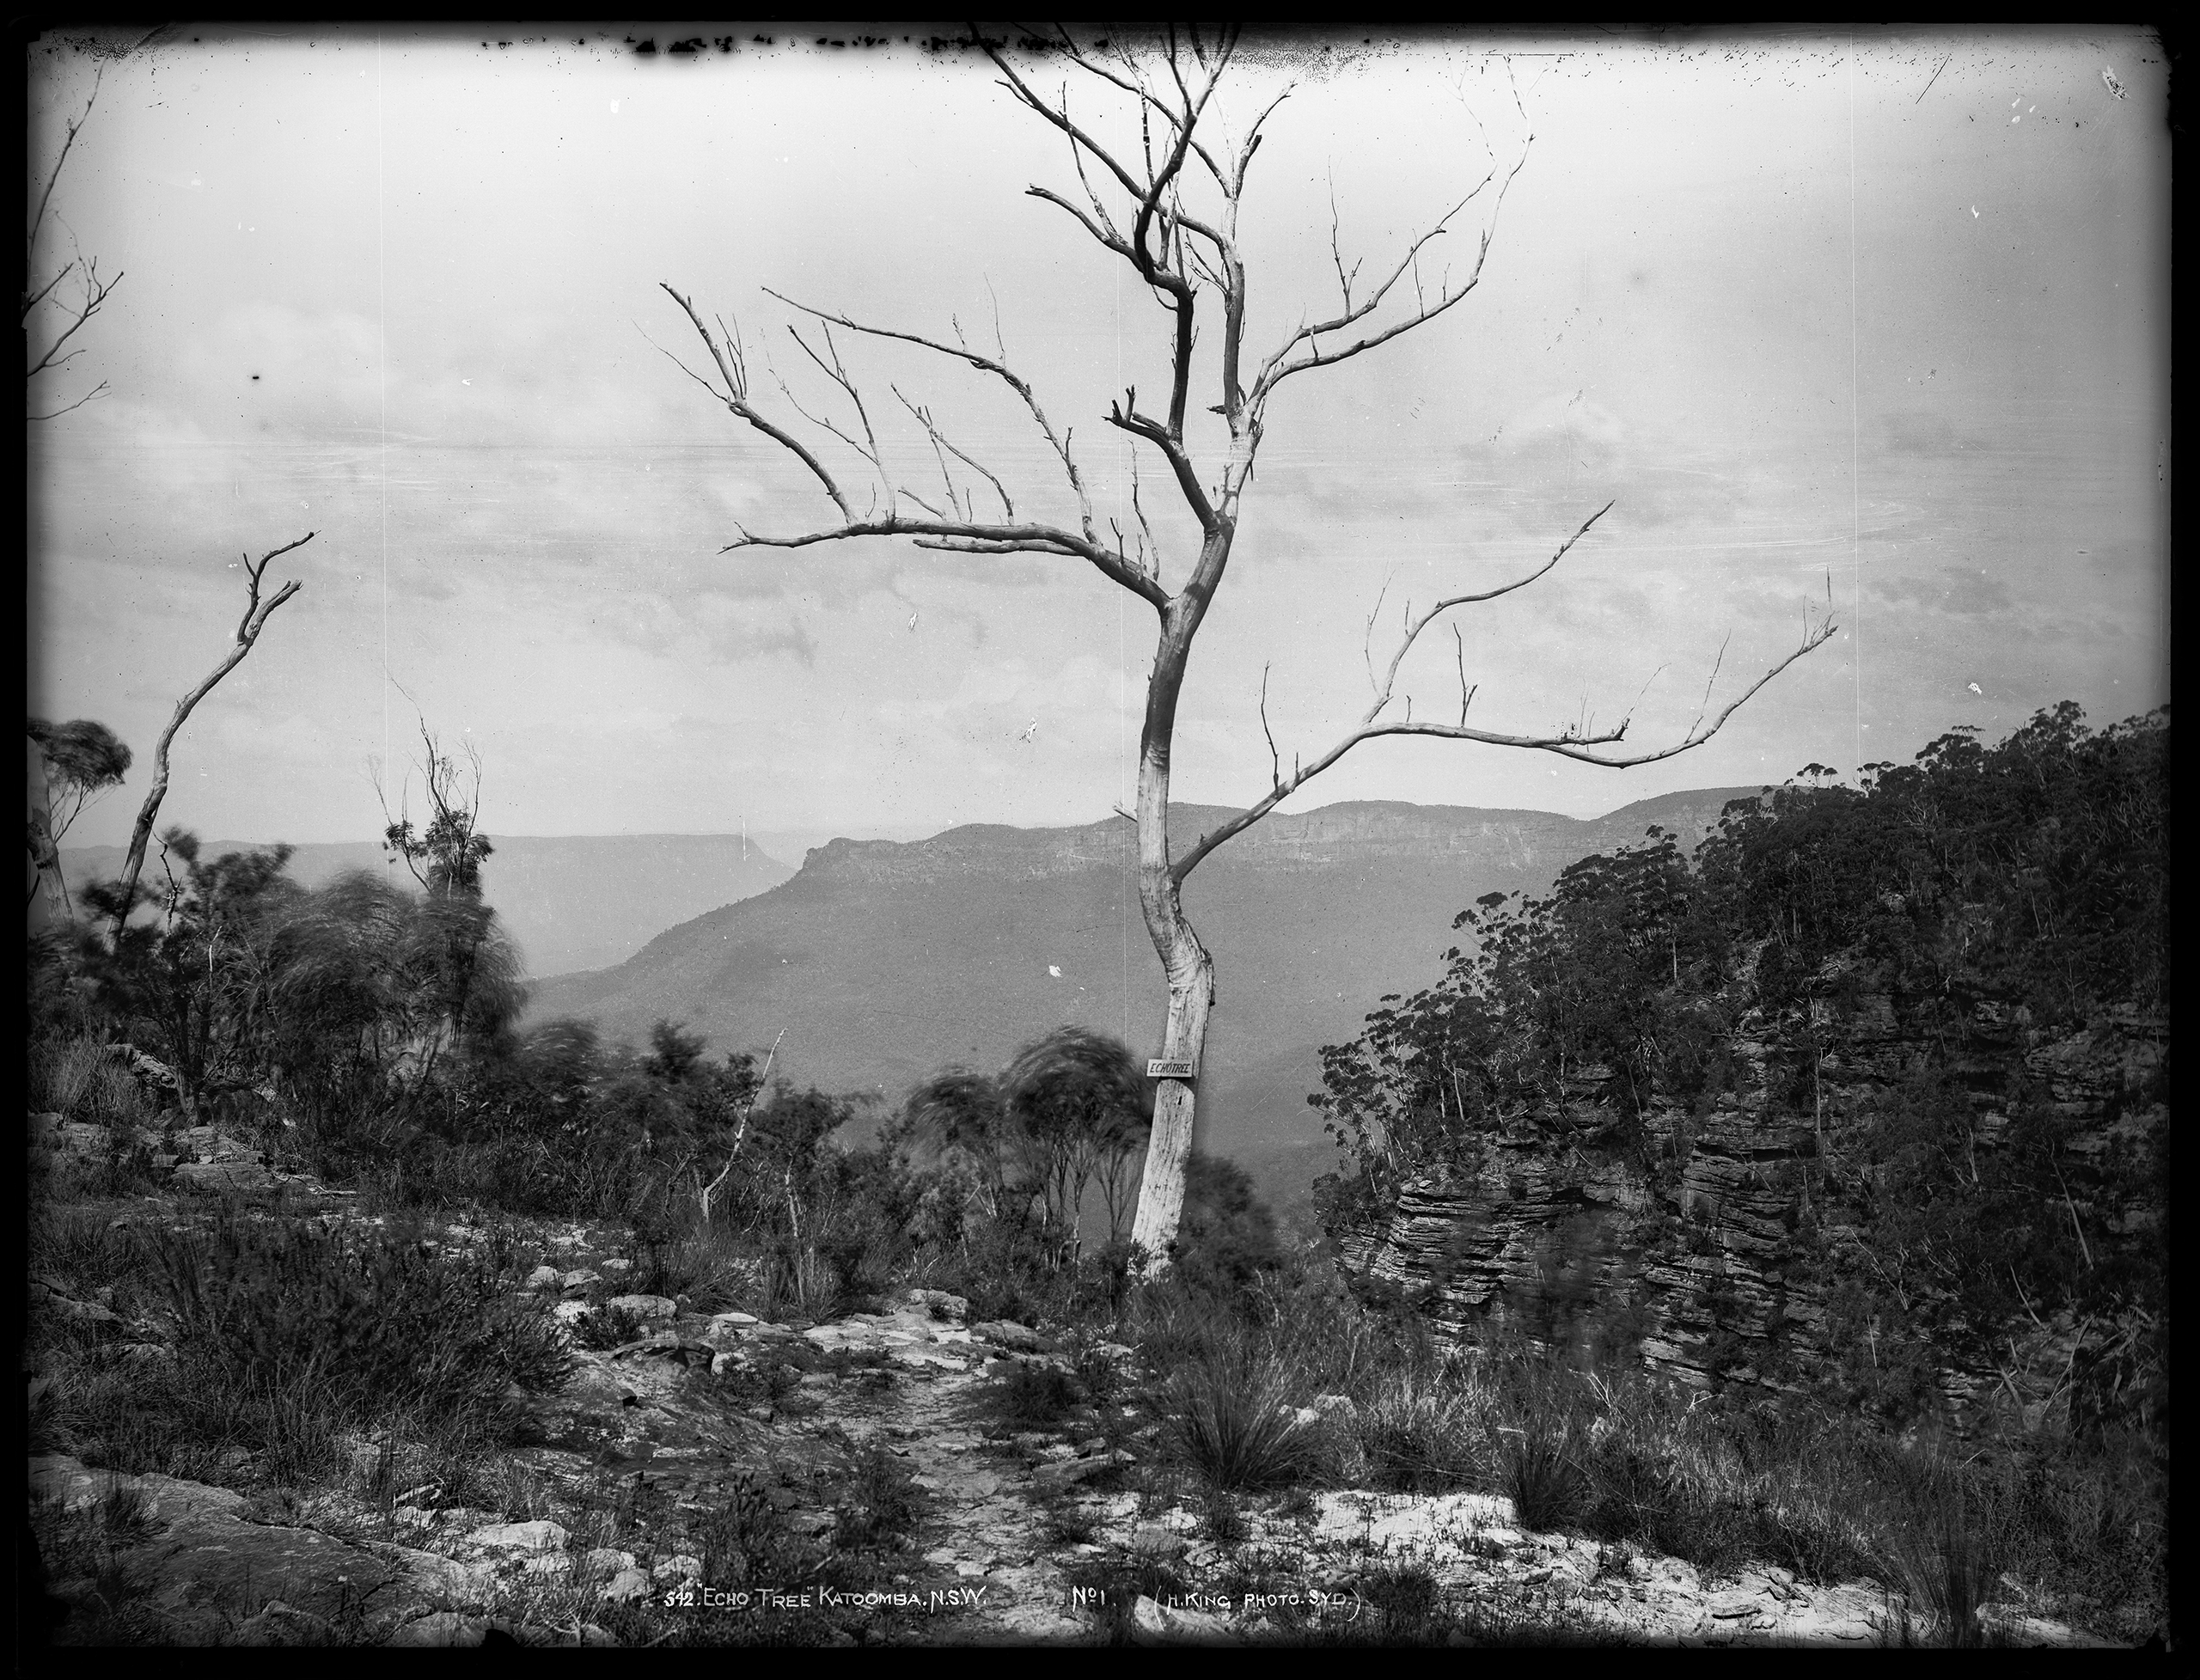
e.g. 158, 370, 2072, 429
526, 789, 1765, 1207
1324, 706, 2169, 1438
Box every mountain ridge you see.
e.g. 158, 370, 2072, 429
528, 788, 1774, 1212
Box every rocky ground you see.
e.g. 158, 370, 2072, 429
26, 1121, 2122, 1648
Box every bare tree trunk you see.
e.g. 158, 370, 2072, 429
110, 535, 309, 943
25, 743, 64, 926
1126, 590, 1220, 1276
1128, 919, 1213, 1272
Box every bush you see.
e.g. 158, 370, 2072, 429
997, 1359, 1081, 1426
1355, 1364, 1486, 1493
833, 1443, 923, 1551
697, 1473, 827, 1589
571, 1302, 648, 1351
150, 1207, 571, 1433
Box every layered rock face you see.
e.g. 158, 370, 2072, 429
1342, 966, 2167, 1435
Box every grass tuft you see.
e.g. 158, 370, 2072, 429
1501, 1424, 1586, 1533
1159, 1336, 1319, 1493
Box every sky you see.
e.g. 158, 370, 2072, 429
28, 24, 2170, 857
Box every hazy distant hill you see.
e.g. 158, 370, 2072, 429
525, 790, 1767, 1214
58, 834, 793, 979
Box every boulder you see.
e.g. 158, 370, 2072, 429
605, 1293, 678, 1320
231, 1598, 338, 1645
600, 1567, 654, 1603
971, 1318, 1054, 1353
34, 1286, 121, 1326
173, 1158, 279, 1195
464, 1518, 570, 1554
389, 1611, 494, 1646
577, 1547, 635, 1582
1129, 1595, 1233, 1646
1128, 1524, 1190, 1561
1031, 1451, 1132, 1498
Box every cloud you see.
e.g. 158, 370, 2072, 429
578, 588, 820, 668
1876, 409, 1979, 461
1869, 565, 2017, 619
1443, 390, 1757, 530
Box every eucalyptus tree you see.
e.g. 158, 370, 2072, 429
663, 28, 1836, 1272
25, 718, 131, 919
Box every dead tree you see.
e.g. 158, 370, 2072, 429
109, 534, 314, 942
663, 28, 1836, 1274
376, 714, 494, 898
26, 68, 123, 420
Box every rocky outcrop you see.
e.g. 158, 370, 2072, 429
1343, 976, 2167, 1434
798, 793, 1761, 889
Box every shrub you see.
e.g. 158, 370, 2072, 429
696, 1473, 826, 1589
997, 1360, 1081, 1426
1360, 1560, 1451, 1642
571, 1303, 647, 1351
1202, 1488, 1248, 1548
150, 1207, 571, 1434
833, 1443, 922, 1551
1040, 1502, 1099, 1546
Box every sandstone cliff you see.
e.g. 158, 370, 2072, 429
1341, 959, 2166, 1437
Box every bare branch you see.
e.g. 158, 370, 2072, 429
1690, 632, 1731, 736
1063, 106, 1126, 240
1176, 599, 1840, 882
1362, 571, 1396, 694
21, 261, 72, 321
1452, 623, 1477, 725
722, 512, 1168, 611
785, 323, 889, 508
25, 253, 122, 397
1327, 175, 1362, 311
1050, 24, 1231, 186
1250, 115, 1533, 412
27, 67, 101, 280
1259, 662, 1281, 791
1129, 452, 1163, 577
662, 284, 853, 522
1365, 503, 1612, 724
894, 384, 1014, 522
27, 379, 108, 422
762, 286, 1096, 544
638, 321, 728, 406
1105, 396, 1217, 531
1232, 86, 1293, 192
983, 34, 1151, 209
